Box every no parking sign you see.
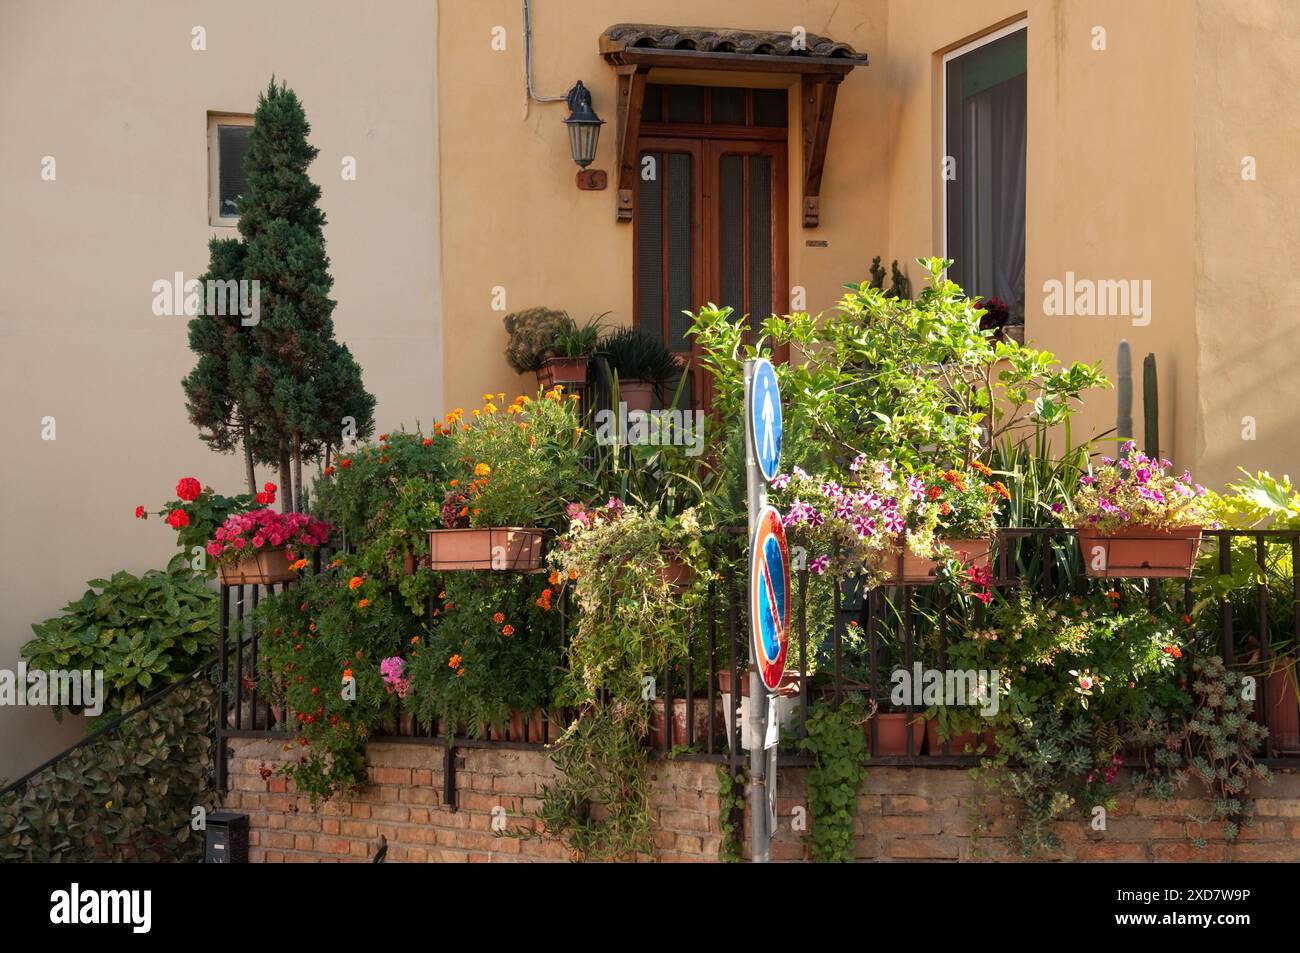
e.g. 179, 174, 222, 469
749, 505, 789, 692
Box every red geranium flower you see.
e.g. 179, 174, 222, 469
134, 505, 146, 519
166, 508, 190, 529
175, 477, 202, 502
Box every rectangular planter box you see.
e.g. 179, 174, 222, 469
218, 547, 295, 586
427, 527, 545, 571
1077, 525, 1202, 578
537, 356, 588, 389
874, 538, 993, 586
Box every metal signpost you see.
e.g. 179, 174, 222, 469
743, 358, 786, 863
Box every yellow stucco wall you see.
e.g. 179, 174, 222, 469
1193, 0, 1300, 486
880, 0, 1198, 473
439, 1, 1295, 490
436, 0, 890, 406
0, 0, 441, 779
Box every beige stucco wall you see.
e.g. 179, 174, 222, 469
0, 0, 441, 779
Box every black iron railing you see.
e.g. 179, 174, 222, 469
214, 527, 1300, 803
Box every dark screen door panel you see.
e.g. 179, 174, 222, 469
635, 136, 786, 407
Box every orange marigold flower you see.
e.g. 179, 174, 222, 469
569, 569, 578, 580
939, 502, 952, 516
449, 479, 459, 487
483, 393, 494, 402
991, 481, 1011, 500
348, 576, 364, 590
410, 635, 420, 645
548, 571, 560, 585
970, 460, 993, 476
342, 668, 352, 680
340, 458, 352, 468
423, 438, 434, 447
357, 598, 369, 608
475, 463, 491, 477
448, 654, 462, 669
926, 485, 943, 501
324, 466, 336, 476
493, 612, 505, 624
456, 668, 466, 677
501, 624, 515, 637
290, 558, 309, 571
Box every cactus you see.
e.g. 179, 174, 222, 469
869, 256, 886, 290
1143, 352, 1160, 461
1116, 340, 1133, 453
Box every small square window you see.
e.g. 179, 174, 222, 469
207, 114, 253, 226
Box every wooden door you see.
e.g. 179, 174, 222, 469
634, 121, 788, 409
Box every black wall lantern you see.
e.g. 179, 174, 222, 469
563, 81, 604, 172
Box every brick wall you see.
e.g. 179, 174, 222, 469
225, 738, 1300, 862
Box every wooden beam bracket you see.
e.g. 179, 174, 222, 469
800, 74, 844, 228
614, 64, 650, 222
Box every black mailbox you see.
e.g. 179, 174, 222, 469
204, 810, 249, 863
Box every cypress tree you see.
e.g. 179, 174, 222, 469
209, 78, 373, 511
181, 237, 261, 493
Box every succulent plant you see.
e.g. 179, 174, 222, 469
598, 326, 680, 384
502, 307, 571, 374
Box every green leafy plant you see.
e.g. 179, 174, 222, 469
599, 326, 681, 384
553, 313, 605, 358
405, 572, 563, 735
0, 676, 217, 862
798, 696, 869, 862
20, 555, 218, 726
255, 570, 418, 802
688, 258, 1107, 475
137, 476, 265, 572
1132, 655, 1271, 843
440, 390, 584, 530
716, 766, 747, 862
530, 502, 713, 859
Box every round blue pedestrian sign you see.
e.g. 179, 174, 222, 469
749, 358, 782, 482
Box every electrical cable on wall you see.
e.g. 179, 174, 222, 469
524, 0, 566, 110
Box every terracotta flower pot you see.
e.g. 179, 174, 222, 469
537, 356, 588, 389
924, 719, 995, 755
717, 667, 801, 698
218, 547, 296, 586
1264, 660, 1300, 755
226, 698, 278, 730
648, 697, 724, 750
619, 380, 655, 413
870, 712, 926, 756
656, 557, 694, 591
1077, 525, 1202, 578
874, 538, 993, 586
427, 527, 544, 571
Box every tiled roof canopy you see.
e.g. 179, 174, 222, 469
599, 23, 867, 64
599, 24, 867, 226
